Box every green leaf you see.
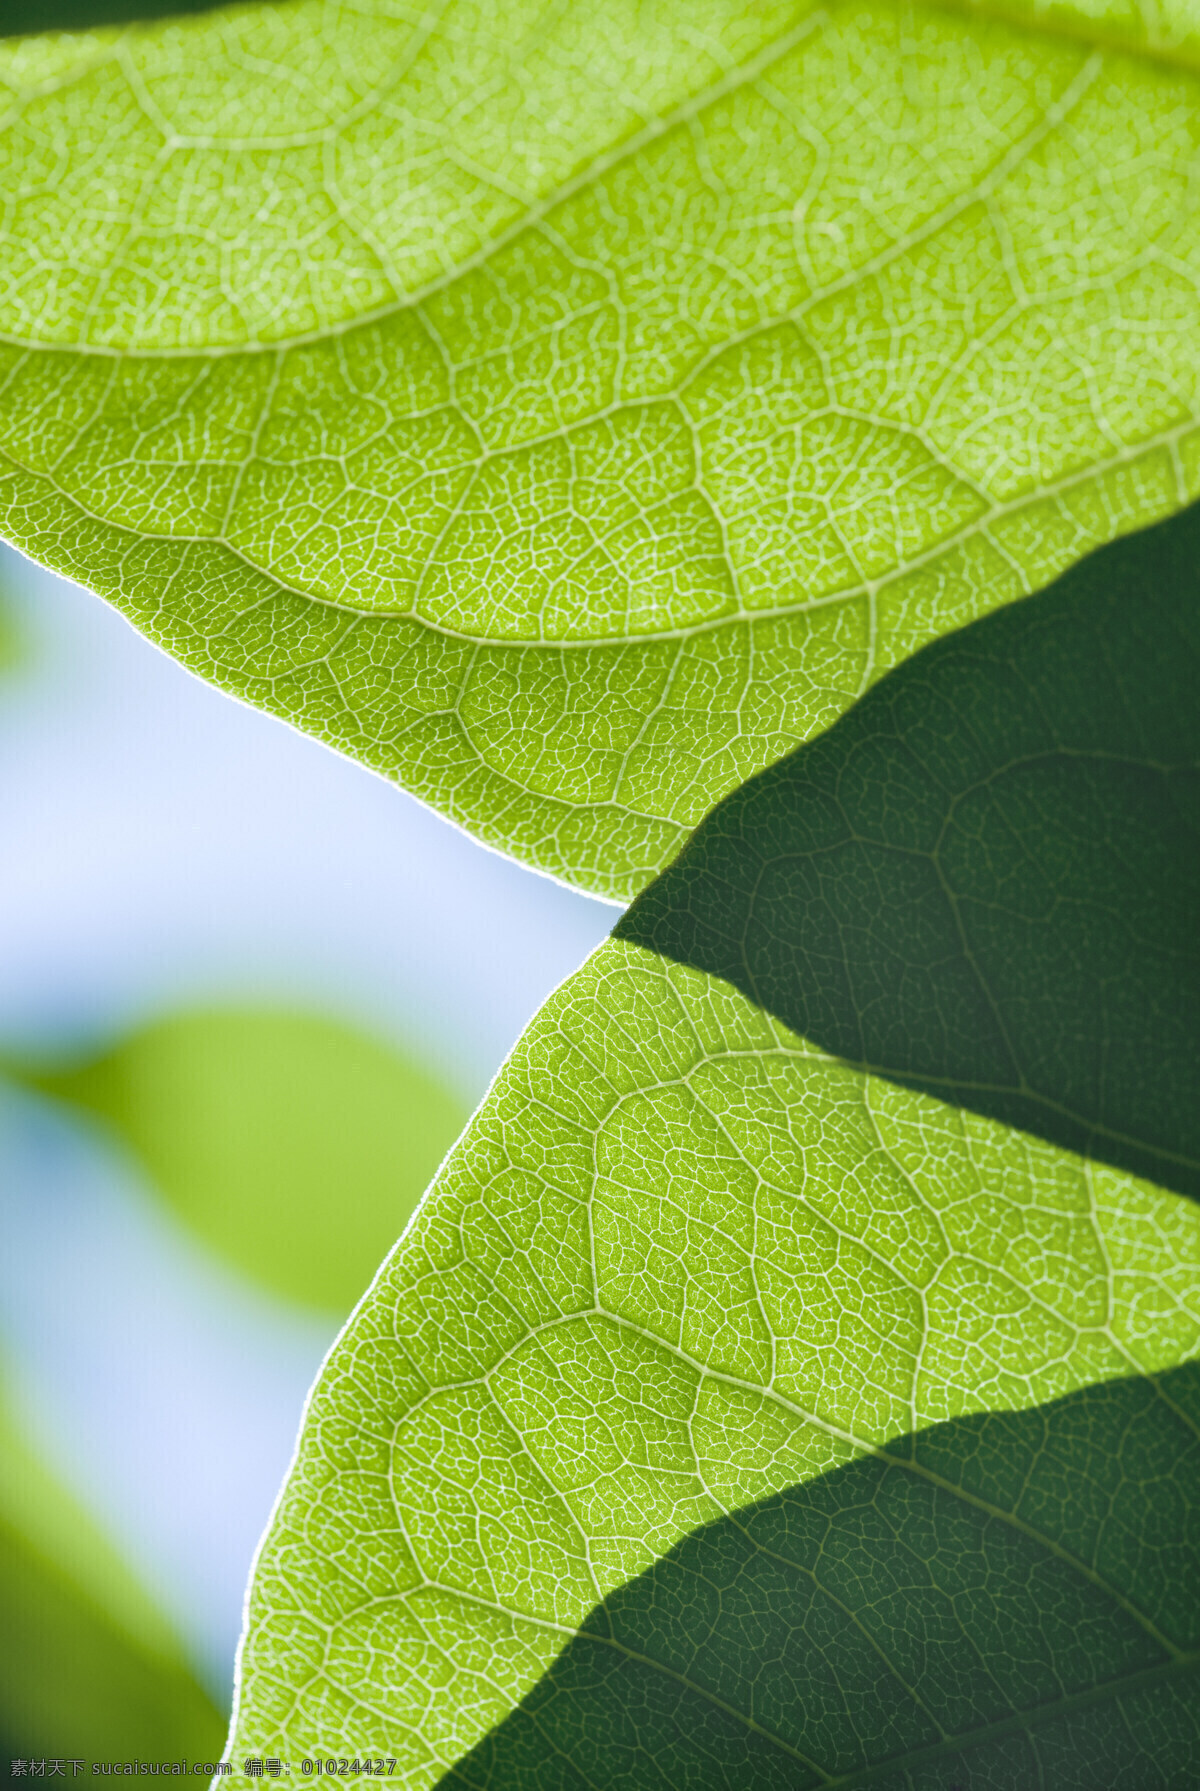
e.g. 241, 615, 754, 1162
446, 1365, 1200, 1789
2, 0, 1198, 896
226, 544, 1200, 1779
27, 1008, 467, 1314
226, 943, 1200, 1782
619, 501, 1200, 1199
0, 1383, 226, 1759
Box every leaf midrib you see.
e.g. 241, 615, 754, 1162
931, 0, 1200, 76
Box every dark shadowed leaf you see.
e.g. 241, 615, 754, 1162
620, 503, 1200, 1199
444, 1364, 1200, 1789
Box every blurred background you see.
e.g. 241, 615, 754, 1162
0, 541, 615, 1759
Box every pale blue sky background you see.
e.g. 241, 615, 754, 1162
0, 543, 615, 1697
0, 543, 615, 1093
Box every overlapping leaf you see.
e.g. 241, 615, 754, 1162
620, 502, 1200, 1198
2, 0, 1199, 895
447, 1366, 1200, 1789
4, 1, 1197, 1775
225, 532, 1200, 1784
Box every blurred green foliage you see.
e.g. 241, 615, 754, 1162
32, 1009, 468, 1314
0, 574, 20, 670
0, 1389, 225, 1760
0, 1003, 465, 1753
0, 547, 221, 1758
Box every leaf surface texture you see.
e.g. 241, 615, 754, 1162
445, 1366, 1200, 1788
619, 503, 1200, 1199
2, 0, 1199, 893
227, 560, 1200, 1780
227, 940, 1200, 1782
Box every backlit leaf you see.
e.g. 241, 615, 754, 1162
225, 541, 1200, 1780
1, 0, 1198, 895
